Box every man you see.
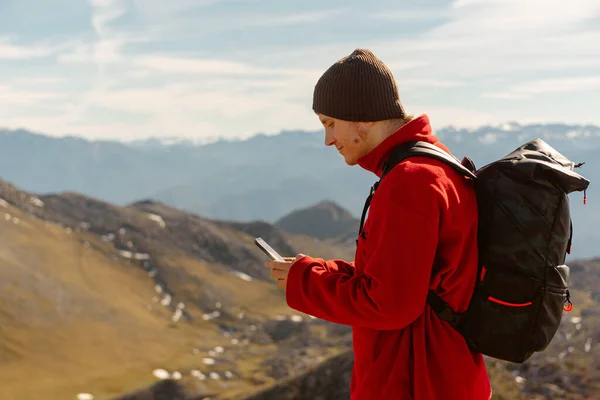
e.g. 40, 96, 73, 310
266, 49, 492, 400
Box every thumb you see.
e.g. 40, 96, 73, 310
295, 253, 305, 261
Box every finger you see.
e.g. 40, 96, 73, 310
276, 278, 287, 289
265, 261, 289, 270
283, 257, 295, 262
295, 253, 306, 260
270, 269, 287, 280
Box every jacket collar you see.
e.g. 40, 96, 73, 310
356, 114, 446, 177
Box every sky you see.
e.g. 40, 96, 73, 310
1, 0, 600, 141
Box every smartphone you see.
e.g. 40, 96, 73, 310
254, 237, 285, 261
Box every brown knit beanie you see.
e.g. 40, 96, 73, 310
312, 49, 406, 122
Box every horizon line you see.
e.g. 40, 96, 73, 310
1, 119, 600, 145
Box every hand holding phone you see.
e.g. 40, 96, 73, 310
254, 237, 285, 262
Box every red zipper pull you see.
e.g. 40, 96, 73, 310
584, 189, 587, 205
563, 290, 573, 312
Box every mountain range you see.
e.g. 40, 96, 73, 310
0, 121, 597, 261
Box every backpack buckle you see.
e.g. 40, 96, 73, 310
438, 307, 463, 328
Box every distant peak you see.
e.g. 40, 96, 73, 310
129, 199, 163, 207
314, 200, 345, 209
275, 200, 358, 240
123, 135, 221, 147
127, 199, 178, 213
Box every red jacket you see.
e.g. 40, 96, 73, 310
286, 115, 492, 399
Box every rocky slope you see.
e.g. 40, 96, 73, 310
238, 350, 353, 400
111, 350, 354, 400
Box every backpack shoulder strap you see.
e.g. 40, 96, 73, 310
358, 140, 477, 242
382, 140, 477, 180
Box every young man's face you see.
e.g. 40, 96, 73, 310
318, 113, 372, 166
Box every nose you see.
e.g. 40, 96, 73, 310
324, 128, 335, 147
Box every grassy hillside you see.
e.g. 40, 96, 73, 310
0, 179, 354, 400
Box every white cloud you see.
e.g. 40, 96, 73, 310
481, 92, 529, 100
0, 85, 66, 104
10, 76, 65, 86
369, 9, 449, 21
410, 105, 503, 129
250, 10, 344, 26
338, 0, 600, 104
385, 61, 430, 70
132, 55, 329, 82
448, 0, 600, 29
58, 39, 127, 65
399, 79, 466, 88
380, 2, 599, 58
90, 0, 126, 37
57, 0, 151, 66
432, 0, 600, 67
0, 82, 74, 135
0, 36, 64, 60
76, 66, 318, 120
485, 76, 600, 99
133, 56, 265, 75
135, 9, 345, 42
70, 0, 128, 66
451, 0, 512, 9
130, 0, 228, 19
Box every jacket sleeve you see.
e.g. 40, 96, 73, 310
285, 166, 442, 330
323, 259, 355, 275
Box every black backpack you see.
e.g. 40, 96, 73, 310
358, 138, 590, 363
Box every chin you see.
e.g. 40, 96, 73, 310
338, 150, 358, 166
343, 156, 358, 166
